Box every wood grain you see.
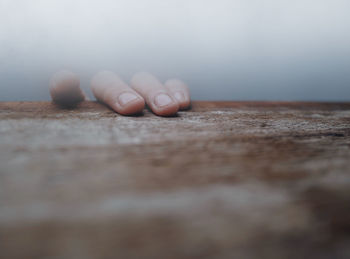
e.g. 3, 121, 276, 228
1, 101, 350, 259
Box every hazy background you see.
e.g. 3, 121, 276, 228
0, 0, 349, 101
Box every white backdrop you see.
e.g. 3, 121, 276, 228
1, 0, 350, 100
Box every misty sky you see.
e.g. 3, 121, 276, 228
0, 0, 350, 101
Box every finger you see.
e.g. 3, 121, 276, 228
91, 71, 145, 115
49, 70, 85, 106
164, 79, 191, 110
130, 72, 179, 116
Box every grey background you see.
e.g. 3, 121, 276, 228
1, 0, 350, 101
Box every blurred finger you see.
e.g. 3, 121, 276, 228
49, 70, 85, 106
164, 79, 191, 110
130, 72, 179, 116
91, 71, 145, 115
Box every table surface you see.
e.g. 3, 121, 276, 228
1, 101, 350, 259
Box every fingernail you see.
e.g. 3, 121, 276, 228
173, 91, 185, 102
154, 93, 173, 107
118, 92, 138, 106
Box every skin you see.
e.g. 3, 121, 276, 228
164, 78, 191, 110
91, 71, 145, 115
49, 70, 86, 106
50, 70, 191, 116
130, 72, 180, 116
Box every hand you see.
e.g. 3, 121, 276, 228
50, 70, 191, 116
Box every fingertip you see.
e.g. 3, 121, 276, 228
152, 92, 179, 116
172, 91, 191, 110
164, 79, 191, 110
50, 70, 85, 106
129, 72, 180, 116
91, 71, 146, 116
115, 92, 145, 115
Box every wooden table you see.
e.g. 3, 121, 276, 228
1, 101, 350, 259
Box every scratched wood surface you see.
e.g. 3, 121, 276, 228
1, 101, 350, 259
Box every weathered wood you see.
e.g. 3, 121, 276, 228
1, 101, 350, 259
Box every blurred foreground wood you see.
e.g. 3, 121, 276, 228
1, 101, 350, 259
